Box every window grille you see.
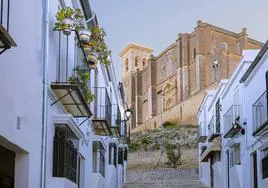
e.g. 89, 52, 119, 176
124, 147, 128, 161
53, 125, 79, 183
118, 148, 123, 165
230, 144, 240, 168
92, 141, 105, 177
262, 147, 268, 179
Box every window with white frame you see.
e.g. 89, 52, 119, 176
262, 147, 268, 179
230, 144, 240, 167
93, 141, 105, 177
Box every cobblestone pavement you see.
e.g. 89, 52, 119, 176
125, 168, 208, 188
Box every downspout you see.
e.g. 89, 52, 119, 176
40, 0, 49, 187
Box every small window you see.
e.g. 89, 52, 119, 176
124, 147, 128, 161
118, 148, 123, 165
109, 143, 113, 165
53, 125, 79, 183
193, 48, 197, 59
262, 147, 268, 179
220, 42, 228, 50
114, 145, 117, 166
230, 144, 240, 167
125, 58, 129, 72
93, 141, 105, 177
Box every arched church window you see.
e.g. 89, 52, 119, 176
193, 48, 197, 59
220, 42, 228, 50
125, 58, 129, 72
135, 56, 138, 67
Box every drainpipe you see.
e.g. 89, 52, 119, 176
40, 0, 49, 187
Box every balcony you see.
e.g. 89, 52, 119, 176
51, 32, 92, 118
0, 0, 16, 54
224, 105, 243, 138
110, 104, 121, 137
208, 116, 220, 142
252, 91, 268, 137
200, 136, 221, 162
198, 122, 207, 143
92, 87, 112, 136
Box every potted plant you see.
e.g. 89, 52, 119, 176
54, 7, 75, 35
86, 52, 98, 67
78, 29, 91, 44
68, 67, 95, 104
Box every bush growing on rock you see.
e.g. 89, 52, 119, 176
140, 136, 151, 151
162, 121, 177, 128
129, 142, 140, 152
165, 142, 182, 168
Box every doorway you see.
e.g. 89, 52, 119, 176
252, 152, 258, 188
210, 155, 214, 188
0, 145, 15, 188
227, 150, 230, 188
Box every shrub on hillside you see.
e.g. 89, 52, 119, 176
165, 142, 182, 168
152, 142, 160, 150
162, 121, 177, 128
129, 142, 140, 152
140, 136, 151, 151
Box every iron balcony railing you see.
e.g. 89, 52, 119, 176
93, 87, 112, 125
0, 0, 10, 31
55, 32, 89, 84
252, 91, 268, 133
223, 105, 240, 135
208, 115, 221, 137
112, 104, 121, 127
208, 116, 215, 136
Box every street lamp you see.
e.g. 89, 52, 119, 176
212, 59, 219, 82
124, 108, 132, 121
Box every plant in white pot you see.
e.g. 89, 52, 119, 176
54, 7, 75, 35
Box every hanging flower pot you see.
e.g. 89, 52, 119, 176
62, 18, 73, 35
86, 52, 98, 67
79, 29, 91, 44
54, 7, 77, 35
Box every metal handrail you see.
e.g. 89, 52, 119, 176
252, 91, 268, 132
223, 105, 240, 134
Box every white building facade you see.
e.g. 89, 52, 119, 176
0, 0, 128, 188
198, 45, 268, 188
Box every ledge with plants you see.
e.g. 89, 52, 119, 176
53, 7, 112, 104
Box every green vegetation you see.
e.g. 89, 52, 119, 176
165, 141, 182, 168
140, 136, 151, 151
162, 121, 177, 128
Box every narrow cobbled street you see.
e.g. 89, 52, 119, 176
125, 168, 208, 188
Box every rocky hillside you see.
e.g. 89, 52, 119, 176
129, 125, 199, 152
127, 125, 199, 171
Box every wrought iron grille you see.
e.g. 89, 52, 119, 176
215, 99, 221, 133
223, 105, 240, 134
112, 104, 121, 127
92, 141, 105, 177
93, 87, 112, 125
0, 0, 10, 31
118, 148, 123, 165
55, 32, 90, 83
208, 116, 215, 136
113, 145, 117, 166
53, 125, 79, 183
124, 147, 128, 161
252, 91, 268, 132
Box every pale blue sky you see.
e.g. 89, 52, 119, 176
89, 0, 268, 80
